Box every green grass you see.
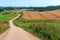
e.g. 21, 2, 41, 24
0, 10, 17, 33
0, 11, 17, 21
14, 14, 60, 40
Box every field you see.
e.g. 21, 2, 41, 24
0, 10, 17, 33
23, 9, 60, 20
14, 9, 60, 40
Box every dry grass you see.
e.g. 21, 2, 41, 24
0, 21, 9, 33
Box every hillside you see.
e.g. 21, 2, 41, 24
23, 9, 60, 20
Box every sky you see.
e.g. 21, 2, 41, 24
0, 0, 60, 7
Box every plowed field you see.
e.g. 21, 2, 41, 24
23, 10, 60, 20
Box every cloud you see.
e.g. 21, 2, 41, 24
0, 0, 60, 7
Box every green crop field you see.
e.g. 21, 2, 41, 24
14, 13, 60, 40
0, 10, 17, 33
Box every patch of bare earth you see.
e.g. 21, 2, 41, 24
0, 29, 10, 40
23, 9, 60, 20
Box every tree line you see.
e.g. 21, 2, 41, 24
0, 5, 60, 12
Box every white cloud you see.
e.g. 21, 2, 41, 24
0, 0, 60, 7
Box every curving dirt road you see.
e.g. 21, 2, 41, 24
3, 14, 40, 40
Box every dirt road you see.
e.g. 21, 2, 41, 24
3, 14, 40, 40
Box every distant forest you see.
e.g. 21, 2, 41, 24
0, 5, 60, 11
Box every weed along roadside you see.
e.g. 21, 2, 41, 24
0, 10, 18, 34
0, 9, 60, 40
14, 10, 60, 40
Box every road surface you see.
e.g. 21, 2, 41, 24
3, 14, 41, 40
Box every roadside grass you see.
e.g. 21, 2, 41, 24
0, 21, 9, 33
14, 14, 60, 40
0, 10, 17, 34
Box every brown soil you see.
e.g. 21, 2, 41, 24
23, 9, 60, 20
